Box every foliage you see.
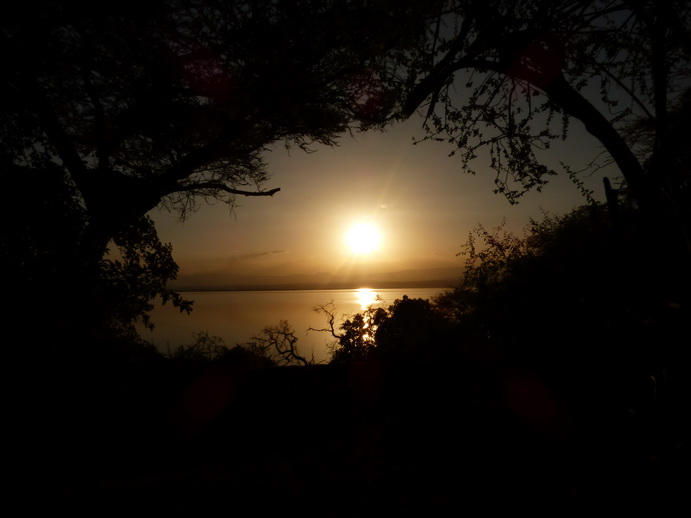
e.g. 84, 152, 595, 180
430, 202, 691, 463
311, 301, 386, 363
435, 202, 687, 372
242, 321, 314, 366
100, 216, 193, 338
312, 296, 459, 364
454, 217, 532, 293
171, 323, 313, 367
384, 0, 691, 250
0, 0, 438, 345
374, 296, 458, 358
170, 332, 227, 360
1, 0, 435, 232
5, 0, 690, 351
333, 308, 389, 363
0, 167, 191, 346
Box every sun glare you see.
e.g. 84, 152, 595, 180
346, 222, 381, 254
356, 288, 379, 309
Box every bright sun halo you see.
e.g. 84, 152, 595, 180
346, 222, 381, 254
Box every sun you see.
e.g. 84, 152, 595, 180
346, 222, 381, 254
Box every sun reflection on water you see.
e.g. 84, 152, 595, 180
355, 288, 379, 310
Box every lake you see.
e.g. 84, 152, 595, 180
139, 287, 448, 363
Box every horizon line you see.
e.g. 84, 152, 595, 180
170, 278, 460, 293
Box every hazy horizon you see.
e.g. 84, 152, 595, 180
169, 264, 464, 291
151, 117, 613, 290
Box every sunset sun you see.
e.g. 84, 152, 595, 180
346, 222, 381, 254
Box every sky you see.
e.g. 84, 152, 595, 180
150, 114, 618, 290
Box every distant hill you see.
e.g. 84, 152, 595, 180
170, 267, 464, 292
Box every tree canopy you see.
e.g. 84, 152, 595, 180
2, 0, 690, 349
0, 0, 438, 345
2, 0, 439, 241
389, 1, 690, 212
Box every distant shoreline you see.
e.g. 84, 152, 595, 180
170, 279, 459, 293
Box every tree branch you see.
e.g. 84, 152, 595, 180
158, 120, 250, 184
543, 74, 649, 207
400, 18, 474, 119
166, 181, 280, 197
1, 31, 88, 184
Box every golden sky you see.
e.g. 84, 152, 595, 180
150, 116, 614, 289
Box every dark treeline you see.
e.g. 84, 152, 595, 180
2, 1, 689, 514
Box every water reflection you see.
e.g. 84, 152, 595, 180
140, 287, 445, 363
355, 288, 379, 310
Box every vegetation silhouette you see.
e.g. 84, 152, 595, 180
171, 324, 313, 367
169, 331, 277, 367
390, 1, 691, 257
4, 0, 689, 353
311, 296, 462, 365
3, 0, 689, 514
304, 200, 688, 510
1, 0, 439, 348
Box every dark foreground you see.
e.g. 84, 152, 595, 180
7, 353, 687, 516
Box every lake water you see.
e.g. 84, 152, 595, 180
139, 287, 448, 363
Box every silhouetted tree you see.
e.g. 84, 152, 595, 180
311, 302, 388, 364
0, 0, 438, 346
437, 204, 685, 401
171, 331, 278, 368
243, 321, 314, 366
435, 202, 689, 464
171, 332, 231, 363
386, 1, 690, 265
6, 0, 689, 352
374, 295, 458, 360
312, 297, 459, 364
